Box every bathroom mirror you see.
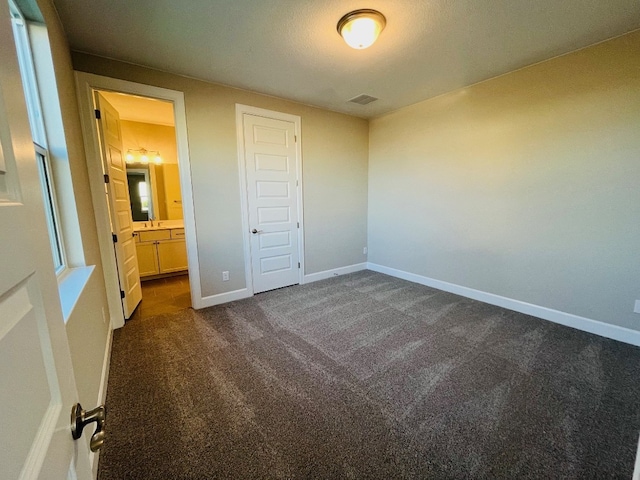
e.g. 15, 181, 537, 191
126, 163, 183, 221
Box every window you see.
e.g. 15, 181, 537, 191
35, 144, 65, 273
10, 0, 66, 274
139, 181, 149, 213
127, 168, 153, 221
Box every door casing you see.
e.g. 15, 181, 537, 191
75, 72, 200, 327
235, 104, 305, 294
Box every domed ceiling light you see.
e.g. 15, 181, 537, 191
337, 9, 386, 49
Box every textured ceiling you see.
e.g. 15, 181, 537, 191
53, 0, 640, 118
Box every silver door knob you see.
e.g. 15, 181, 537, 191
251, 229, 263, 234
71, 403, 106, 452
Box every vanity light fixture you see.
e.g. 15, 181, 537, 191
125, 148, 162, 165
337, 9, 386, 49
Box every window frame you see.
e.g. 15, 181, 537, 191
35, 143, 67, 275
10, 0, 67, 276
9, 0, 46, 146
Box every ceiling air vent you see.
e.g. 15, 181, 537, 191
348, 94, 378, 105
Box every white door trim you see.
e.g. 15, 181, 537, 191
235, 104, 305, 294
75, 72, 201, 327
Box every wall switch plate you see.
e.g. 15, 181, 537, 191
363, 247, 368, 255
634, 300, 640, 314
222, 271, 229, 282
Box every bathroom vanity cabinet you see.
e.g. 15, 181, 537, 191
135, 227, 188, 278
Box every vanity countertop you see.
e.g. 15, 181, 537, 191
133, 220, 184, 232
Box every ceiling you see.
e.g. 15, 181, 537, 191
53, 0, 640, 118
100, 91, 175, 126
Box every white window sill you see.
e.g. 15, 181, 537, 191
58, 266, 95, 323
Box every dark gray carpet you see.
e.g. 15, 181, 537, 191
98, 271, 640, 479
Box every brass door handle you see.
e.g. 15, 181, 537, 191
71, 403, 107, 452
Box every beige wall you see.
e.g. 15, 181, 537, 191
73, 53, 370, 296
36, 0, 111, 430
65, 272, 110, 416
162, 163, 182, 220
120, 120, 178, 164
369, 31, 640, 331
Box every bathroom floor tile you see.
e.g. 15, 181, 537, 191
129, 274, 191, 322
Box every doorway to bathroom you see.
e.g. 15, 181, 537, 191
97, 89, 192, 320
77, 73, 200, 328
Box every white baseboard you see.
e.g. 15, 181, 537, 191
367, 262, 640, 348
97, 324, 113, 405
634, 433, 640, 480
91, 321, 114, 473
194, 288, 253, 309
192, 264, 368, 308
303, 263, 368, 284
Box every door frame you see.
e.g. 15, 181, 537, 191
235, 104, 305, 293
76, 72, 201, 328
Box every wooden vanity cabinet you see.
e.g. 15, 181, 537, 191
135, 228, 188, 277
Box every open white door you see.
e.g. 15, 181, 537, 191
242, 112, 301, 293
94, 93, 142, 319
0, 4, 93, 478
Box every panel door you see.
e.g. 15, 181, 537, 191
243, 113, 300, 293
95, 93, 142, 319
0, 4, 92, 478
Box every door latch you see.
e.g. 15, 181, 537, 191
71, 403, 107, 452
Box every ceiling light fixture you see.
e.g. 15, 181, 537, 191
125, 148, 162, 165
337, 9, 386, 50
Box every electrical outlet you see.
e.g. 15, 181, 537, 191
222, 271, 229, 282
363, 247, 368, 255
634, 300, 640, 314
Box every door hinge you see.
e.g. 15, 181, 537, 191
94, 109, 101, 120
294, 135, 297, 142
296, 180, 299, 187
298, 262, 301, 269
103, 174, 109, 184
120, 290, 125, 299
297, 222, 299, 228
112, 233, 118, 243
